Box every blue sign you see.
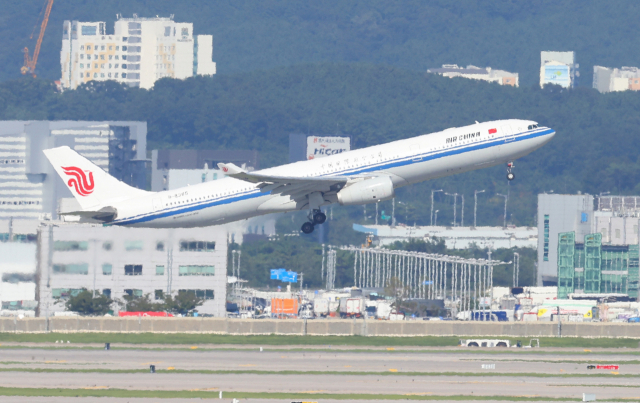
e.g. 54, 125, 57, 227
423, 281, 433, 285
281, 271, 298, 283
270, 268, 287, 280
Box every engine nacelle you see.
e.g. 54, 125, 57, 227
337, 176, 395, 206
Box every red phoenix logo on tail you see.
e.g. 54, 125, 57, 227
62, 166, 95, 196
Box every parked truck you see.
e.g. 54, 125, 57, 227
339, 297, 365, 318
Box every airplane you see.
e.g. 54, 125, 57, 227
43, 119, 555, 234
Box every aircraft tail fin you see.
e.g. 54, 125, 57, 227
43, 146, 148, 210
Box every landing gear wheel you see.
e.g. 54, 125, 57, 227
507, 172, 515, 181
313, 211, 327, 225
301, 222, 315, 234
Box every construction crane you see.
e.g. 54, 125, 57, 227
21, 0, 54, 77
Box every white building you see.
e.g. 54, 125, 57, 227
61, 16, 216, 90
353, 224, 537, 250
37, 223, 228, 317
427, 65, 519, 87
0, 121, 146, 221
540, 51, 578, 88
593, 66, 640, 93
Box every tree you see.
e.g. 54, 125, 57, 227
384, 276, 407, 311
163, 291, 204, 315
63, 289, 113, 316
118, 293, 165, 312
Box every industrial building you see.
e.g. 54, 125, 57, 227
540, 51, 578, 88
0, 120, 146, 221
538, 193, 640, 288
593, 66, 640, 93
427, 64, 519, 87
61, 16, 216, 90
37, 223, 228, 317
557, 231, 638, 300
353, 224, 537, 250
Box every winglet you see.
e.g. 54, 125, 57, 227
217, 162, 246, 175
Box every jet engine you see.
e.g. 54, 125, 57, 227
337, 176, 395, 206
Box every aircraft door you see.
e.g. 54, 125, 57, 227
502, 125, 515, 143
410, 144, 422, 161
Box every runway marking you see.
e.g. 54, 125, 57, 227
611, 371, 619, 375
82, 386, 108, 389
404, 392, 433, 395
389, 369, 398, 372
344, 365, 352, 368
584, 349, 592, 352
141, 362, 163, 365
238, 364, 256, 367
167, 367, 175, 370
387, 348, 395, 351
188, 387, 219, 391
44, 361, 67, 364
190, 346, 198, 350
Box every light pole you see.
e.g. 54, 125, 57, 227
434, 210, 439, 226
474, 190, 485, 228
461, 194, 465, 227
496, 193, 508, 228
513, 252, 520, 287
445, 192, 459, 226
430, 189, 443, 226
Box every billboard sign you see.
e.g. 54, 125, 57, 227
281, 271, 298, 283
306, 136, 350, 160
544, 64, 570, 88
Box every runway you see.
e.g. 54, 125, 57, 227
1, 344, 639, 401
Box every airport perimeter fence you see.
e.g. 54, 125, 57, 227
1, 317, 640, 338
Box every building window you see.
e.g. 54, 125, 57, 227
125, 240, 143, 251
80, 54, 84, 60
156, 242, 165, 251
80, 63, 84, 68
115, 73, 119, 78
103, 242, 112, 251
102, 289, 111, 298
108, 73, 111, 78
543, 214, 549, 261
80, 45, 84, 50
156, 265, 165, 275
122, 73, 126, 78
109, 46, 113, 50
122, 64, 127, 69
164, 26, 171, 36
116, 46, 119, 50
102, 264, 112, 275
124, 289, 143, 297
182, 27, 189, 36
93, 73, 97, 78
80, 73, 83, 78
100, 73, 105, 78
100, 54, 105, 60
178, 289, 214, 300
54, 241, 88, 251
53, 264, 89, 275
180, 241, 216, 252
124, 264, 142, 276
601, 228, 607, 238
52, 288, 83, 298
87, 45, 92, 50
178, 265, 214, 276
202, 173, 206, 183
155, 289, 164, 300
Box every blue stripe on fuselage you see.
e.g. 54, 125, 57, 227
113, 128, 553, 226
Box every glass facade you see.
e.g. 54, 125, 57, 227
543, 215, 550, 261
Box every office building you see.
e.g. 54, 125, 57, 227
61, 16, 216, 90
557, 231, 638, 300
427, 64, 519, 87
593, 66, 640, 93
540, 51, 578, 88
0, 120, 146, 221
37, 223, 228, 317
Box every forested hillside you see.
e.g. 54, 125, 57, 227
2, 63, 640, 241
5, 0, 640, 86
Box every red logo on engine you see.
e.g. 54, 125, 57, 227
62, 166, 94, 196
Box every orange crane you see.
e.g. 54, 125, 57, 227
21, 0, 54, 77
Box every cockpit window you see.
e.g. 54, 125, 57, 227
527, 124, 539, 130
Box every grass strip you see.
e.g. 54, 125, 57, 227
0, 386, 589, 400
0, 367, 636, 378
0, 332, 639, 348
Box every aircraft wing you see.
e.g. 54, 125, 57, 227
218, 162, 349, 198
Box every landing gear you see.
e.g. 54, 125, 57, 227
301, 222, 315, 234
313, 211, 327, 225
506, 162, 515, 181
301, 209, 327, 234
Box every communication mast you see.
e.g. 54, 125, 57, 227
21, 0, 54, 77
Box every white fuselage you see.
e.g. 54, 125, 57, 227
110, 119, 555, 228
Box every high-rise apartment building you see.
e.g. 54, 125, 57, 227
593, 66, 640, 93
427, 65, 519, 87
61, 16, 216, 90
540, 51, 578, 88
